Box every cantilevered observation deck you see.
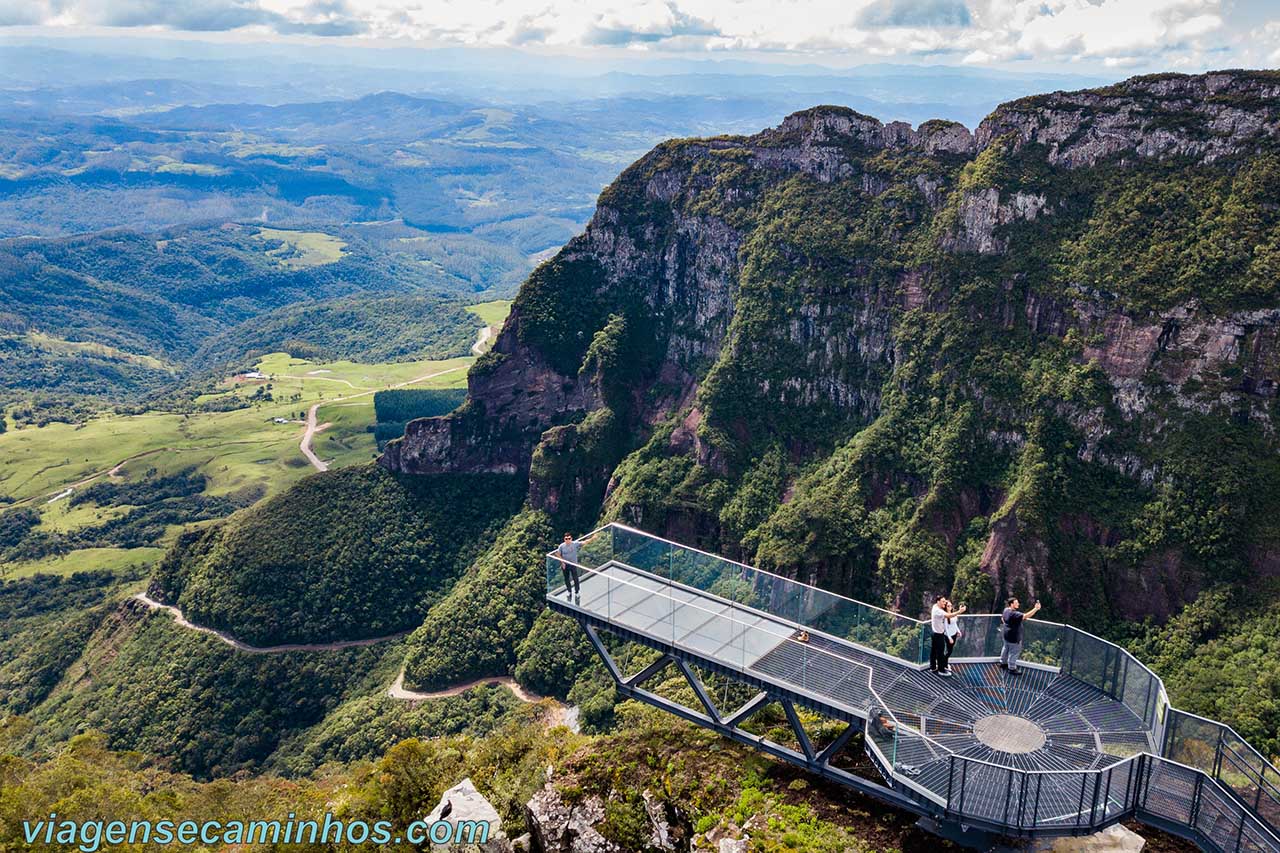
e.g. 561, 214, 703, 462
547, 523, 1280, 852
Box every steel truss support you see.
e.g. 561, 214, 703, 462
580, 619, 925, 813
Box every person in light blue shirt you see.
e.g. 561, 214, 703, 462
556, 533, 583, 601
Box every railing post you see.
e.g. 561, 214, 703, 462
1138, 754, 1150, 812
1018, 768, 1029, 824
1164, 710, 1178, 758
958, 758, 969, 816
1133, 756, 1145, 817
1077, 771, 1090, 827
1003, 768, 1014, 825
1034, 774, 1043, 827
1091, 769, 1105, 827
1235, 808, 1247, 853
1191, 774, 1204, 829
945, 755, 955, 816
1215, 730, 1226, 779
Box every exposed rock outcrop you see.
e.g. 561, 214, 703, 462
426, 778, 513, 853
526, 786, 620, 853
978, 71, 1280, 168
382, 69, 1280, 620
524, 783, 679, 853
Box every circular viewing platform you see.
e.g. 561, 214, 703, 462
547, 522, 1280, 850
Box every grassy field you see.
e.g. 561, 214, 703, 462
24, 332, 175, 370
3, 546, 165, 581
0, 352, 473, 578
253, 228, 347, 268
465, 300, 512, 328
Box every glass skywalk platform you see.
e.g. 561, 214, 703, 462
547, 523, 1280, 852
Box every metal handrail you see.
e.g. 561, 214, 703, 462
947, 750, 1139, 777
550, 524, 1280, 842
597, 521, 927, 623
1174, 707, 1280, 781
547, 553, 951, 755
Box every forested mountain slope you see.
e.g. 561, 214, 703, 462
128, 70, 1280, 765
385, 69, 1280, 631
0, 224, 482, 400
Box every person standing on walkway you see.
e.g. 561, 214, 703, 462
1000, 596, 1041, 674
930, 596, 966, 677
557, 532, 585, 601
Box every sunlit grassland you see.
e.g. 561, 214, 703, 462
253, 227, 347, 268
465, 300, 513, 328
309, 358, 470, 468
0, 352, 474, 577
0, 353, 473, 508
22, 332, 175, 370
2, 546, 165, 581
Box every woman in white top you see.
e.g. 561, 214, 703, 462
929, 596, 966, 677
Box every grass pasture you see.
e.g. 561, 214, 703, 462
465, 300, 512, 328
253, 228, 347, 268
0, 352, 474, 579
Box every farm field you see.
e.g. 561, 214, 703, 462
465, 299, 512, 328
0, 352, 472, 578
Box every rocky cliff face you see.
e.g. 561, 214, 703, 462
383, 70, 1280, 624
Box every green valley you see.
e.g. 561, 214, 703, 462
0, 350, 477, 580
5, 52, 1280, 853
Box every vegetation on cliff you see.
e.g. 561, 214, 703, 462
149, 465, 525, 646
378, 71, 1280, 752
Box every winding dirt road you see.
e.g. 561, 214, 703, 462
298, 364, 467, 473
471, 325, 494, 355
300, 404, 332, 471
15, 447, 169, 508
133, 593, 579, 728
388, 668, 578, 729
134, 593, 408, 653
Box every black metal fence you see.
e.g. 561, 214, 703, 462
938, 749, 1280, 851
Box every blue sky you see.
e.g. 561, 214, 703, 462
2, 0, 1278, 74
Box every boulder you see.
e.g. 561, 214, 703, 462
425, 777, 512, 852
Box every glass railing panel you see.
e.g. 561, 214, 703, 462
1167, 710, 1224, 775
1102, 758, 1140, 822
1219, 728, 1280, 826
1119, 653, 1160, 729
593, 525, 939, 665
577, 528, 614, 569
610, 525, 667, 577
1021, 620, 1065, 667
946, 614, 999, 659
546, 554, 562, 595
1063, 628, 1112, 694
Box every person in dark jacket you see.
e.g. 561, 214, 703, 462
1000, 596, 1041, 674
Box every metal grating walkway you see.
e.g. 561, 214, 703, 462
563, 561, 1153, 798
548, 524, 1280, 851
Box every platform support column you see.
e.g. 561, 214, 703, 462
780, 699, 815, 761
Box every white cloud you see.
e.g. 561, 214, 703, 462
0, 0, 1255, 71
